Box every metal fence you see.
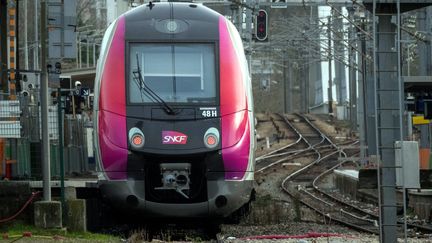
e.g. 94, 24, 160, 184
0, 99, 21, 138
0, 91, 93, 180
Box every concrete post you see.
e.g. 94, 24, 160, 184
34, 201, 62, 228
287, 60, 293, 113
65, 186, 77, 200
334, 7, 347, 105
308, 6, 322, 111
245, 0, 253, 72
327, 16, 333, 115
302, 64, 309, 113
358, 37, 367, 163
66, 199, 87, 232
348, 8, 357, 134
283, 56, 288, 113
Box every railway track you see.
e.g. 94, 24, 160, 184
255, 113, 329, 173
275, 113, 432, 236
255, 113, 303, 163
278, 114, 383, 234
255, 113, 300, 157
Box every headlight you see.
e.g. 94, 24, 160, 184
129, 127, 145, 148
204, 127, 219, 149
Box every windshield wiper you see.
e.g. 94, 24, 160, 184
132, 54, 176, 115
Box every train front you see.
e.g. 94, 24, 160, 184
94, 2, 255, 218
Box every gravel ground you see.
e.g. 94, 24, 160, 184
219, 223, 432, 242
220, 236, 432, 243
255, 113, 301, 158
255, 156, 314, 200
306, 114, 353, 140
219, 222, 373, 242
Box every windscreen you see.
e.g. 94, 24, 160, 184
129, 43, 216, 104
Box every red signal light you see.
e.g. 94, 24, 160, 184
255, 10, 268, 41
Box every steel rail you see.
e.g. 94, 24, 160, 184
279, 114, 381, 234
298, 116, 432, 235
256, 147, 336, 173
256, 113, 303, 161
256, 113, 312, 171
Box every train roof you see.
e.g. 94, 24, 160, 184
123, 2, 221, 41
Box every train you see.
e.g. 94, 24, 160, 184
93, 2, 255, 218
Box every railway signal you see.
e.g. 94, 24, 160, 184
255, 9, 268, 41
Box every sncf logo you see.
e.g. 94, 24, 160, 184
162, 131, 188, 145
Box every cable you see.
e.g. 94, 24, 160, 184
0, 191, 42, 224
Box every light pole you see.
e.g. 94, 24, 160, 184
40, 0, 51, 201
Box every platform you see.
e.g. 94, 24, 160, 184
334, 169, 358, 180
358, 168, 432, 189
334, 169, 432, 220
334, 169, 359, 198
404, 76, 432, 92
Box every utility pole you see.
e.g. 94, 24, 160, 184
245, 0, 253, 73
93, 40, 96, 67
302, 63, 309, 113
348, 8, 357, 134
9, 0, 18, 178
14, 0, 19, 97
327, 15, 333, 115
0, 0, 7, 93
283, 55, 287, 113
358, 18, 368, 161
7, 0, 17, 100
23, 0, 28, 70
40, 0, 51, 201
86, 39, 89, 67
34, 0, 39, 71
334, 7, 346, 106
